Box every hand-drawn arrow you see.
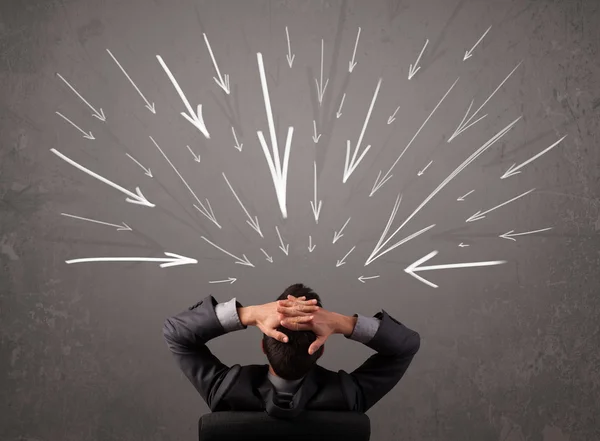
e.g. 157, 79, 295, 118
201, 236, 254, 267
408, 39, 428, 80
336, 245, 356, 267
222, 172, 263, 237
106, 48, 155, 113
55, 112, 94, 139
333, 217, 351, 244
209, 277, 236, 284
285, 26, 295, 68
499, 227, 553, 241
56, 73, 105, 121
61, 213, 131, 231
315, 39, 329, 105
308, 235, 315, 252
463, 25, 492, 61
310, 161, 322, 224
348, 27, 361, 72
501, 135, 567, 179
275, 226, 289, 256
260, 248, 274, 263
466, 188, 535, 222
126, 153, 152, 177
358, 275, 380, 283
203, 33, 230, 94
66, 252, 197, 268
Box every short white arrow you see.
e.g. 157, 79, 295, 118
222, 172, 263, 237
463, 25, 492, 61
408, 39, 428, 80
310, 161, 322, 224
417, 160, 433, 176
348, 27, 361, 72
232, 127, 243, 151
186, 145, 201, 163
336, 93, 346, 118
156, 55, 210, 138
387, 106, 400, 124
457, 189, 474, 201
126, 153, 152, 177
308, 235, 315, 252
56, 73, 105, 121
315, 39, 329, 105
150, 136, 220, 227
201, 236, 254, 267
466, 188, 535, 222
285, 26, 295, 68
336, 245, 356, 267
458, 243, 469, 247
209, 277, 236, 284
260, 248, 274, 263
50, 148, 153, 207
333, 217, 351, 244
203, 33, 230, 94
55, 112, 94, 139
499, 227, 552, 241
61, 213, 131, 231
358, 275, 380, 283
501, 135, 567, 179
106, 48, 155, 113
405, 250, 506, 288
312, 120, 321, 143
275, 226, 289, 255
66, 252, 197, 268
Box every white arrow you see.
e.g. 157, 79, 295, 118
333, 217, 351, 244
106, 48, 155, 113
256, 52, 294, 219
186, 145, 201, 163
66, 252, 197, 268
308, 235, 315, 252
358, 275, 380, 283
222, 172, 263, 237
201, 236, 254, 267
417, 160, 433, 176
343, 77, 382, 183
315, 39, 329, 105
370, 78, 459, 195
126, 153, 152, 177
336, 93, 346, 118
387, 106, 400, 124
56, 73, 105, 121
501, 135, 567, 179
285, 26, 295, 68
336, 245, 356, 267
203, 33, 230, 94
459, 243, 469, 247
348, 27, 361, 72
61, 213, 131, 231
405, 250, 506, 288
464, 25, 492, 61
448, 62, 521, 142
408, 39, 428, 80
260, 248, 274, 263
275, 226, 289, 255
50, 148, 153, 207
150, 136, 220, 227
457, 189, 475, 201
310, 161, 322, 224
500, 227, 552, 241
232, 127, 243, 151
209, 277, 236, 284
466, 188, 536, 222
156, 55, 210, 139
55, 112, 94, 139
312, 120, 321, 143
366, 116, 521, 266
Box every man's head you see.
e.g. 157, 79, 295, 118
261, 283, 324, 380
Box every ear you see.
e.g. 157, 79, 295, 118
261, 338, 266, 354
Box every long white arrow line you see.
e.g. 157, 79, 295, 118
232, 127, 243, 151
336, 245, 356, 267
260, 248, 273, 263
366, 116, 521, 265
315, 39, 329, 105
448, 61, 522, 142
405, 250, 507, 288
500, 227, 552, 241
203, 33, 230, 94
156, 55, 210, 138
285, 26, 295, 68
312, 120, 321, 143
256, 52, 294, 219
149, 136, 220, 227
50, 148, 154, 207
358, 275, 380, 283
348, 27, 361, 72
408, 39, 429, 80
66, 252, 197, 268
222, 172, 263, 237
418, 160, 433, 176
466, 188, 536, 222
201, 236, 254, 267
371, 78, 459, 195
209, 277, 236, 284
457, 189, 475, 201
336, 93, 346, 118
343, 77, 382, 183
126, 153, 152, 177
106, 48, 155, 113
186, 145, 201, 162
463, 25, 492, 61
333, 217, 351, 244
61, 213, 131, 231
501, 135, 567, 179
308, 235, 315, 252
56, 73, 105, 121
55, 112, 94, 139
387, 106, 400, 124
275, 226, 289, 255
310, 161, 322, 224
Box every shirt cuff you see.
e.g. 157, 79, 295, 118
215, 298, 246, 333
347, 314, 381, 344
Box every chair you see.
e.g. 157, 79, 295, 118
198, 411, 371, 441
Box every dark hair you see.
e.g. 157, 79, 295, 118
262, 283, 324, 380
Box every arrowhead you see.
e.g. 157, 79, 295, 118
195, 156, 201, 162
312, 135, 320, 143
246, 218, 263, 237
161, 252, 198, 268
236, 254, 255, 267
465, 211, 485, 222
404, 250, 440, 288
336, 260, 345, 267
229, 277, 237, 284
387, 117, 395, 125
336, 111, 342, 118
279, 245, 289, 256
181, 104, 210, 139
146, 102, 156, 114
286, 53, 295, 68
457, 197, 464, 201
349, 61, 357, 72
499, 230, 516, 241
214, 75, 231, 94
93, 108, 106, 122
417, 170, 423, 176
500, 163, 520, 179
308, 245, 315, 252
83, 132, 95, 140
117, 222, 132, 231
358, 276, 366, 283
266, 256, 273, 263
145, 169, 153, 178
125, 186, 155, 207
463, 50, 472, 61
235, 143, 243, 152
408, 64, 420, 80
332, 232, 342, 244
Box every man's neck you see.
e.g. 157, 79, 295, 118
268, 364, 278, 377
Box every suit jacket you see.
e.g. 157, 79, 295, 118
163, 295, 420, 419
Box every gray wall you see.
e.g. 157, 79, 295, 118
1, 0, 599, 440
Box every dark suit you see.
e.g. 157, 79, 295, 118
163, 295, 420, 419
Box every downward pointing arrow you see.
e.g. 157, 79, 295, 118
348, 27, 361, 72
260, 248, 274, 263
463, 25, 492, 61
55, 112, 94, 139
310, 161, 322, 224
312, 120, 321, 143
336, 245, 356, 267
222, 172, 263, 237
336, 93, 346, 118
285, 26, 295, 68
315, 39, 329, 105
56, 73, 105, 121
275, 226, 289, 255
387, 106, 400, 124
203, 33, 230, 94
501, 135, 567, 179
187, 145, 201, 163
408, 39, 428, 80
106, 48, 156, 113
457, 189, 475, 201
232, 127, 243, 151
201, 236, 254, 267
417, 160, 433, 176
308, 235, 315, 252
126, 153, 152, 177
333, 217, 351, 244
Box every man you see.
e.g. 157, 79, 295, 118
163, 283, 420, 419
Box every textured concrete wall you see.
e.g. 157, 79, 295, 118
1, 0, 599, 440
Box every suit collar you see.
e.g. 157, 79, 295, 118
257, 366, 319, 419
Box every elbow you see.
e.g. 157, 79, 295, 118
408, 331, 421, 356
162, 317, 177, 343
